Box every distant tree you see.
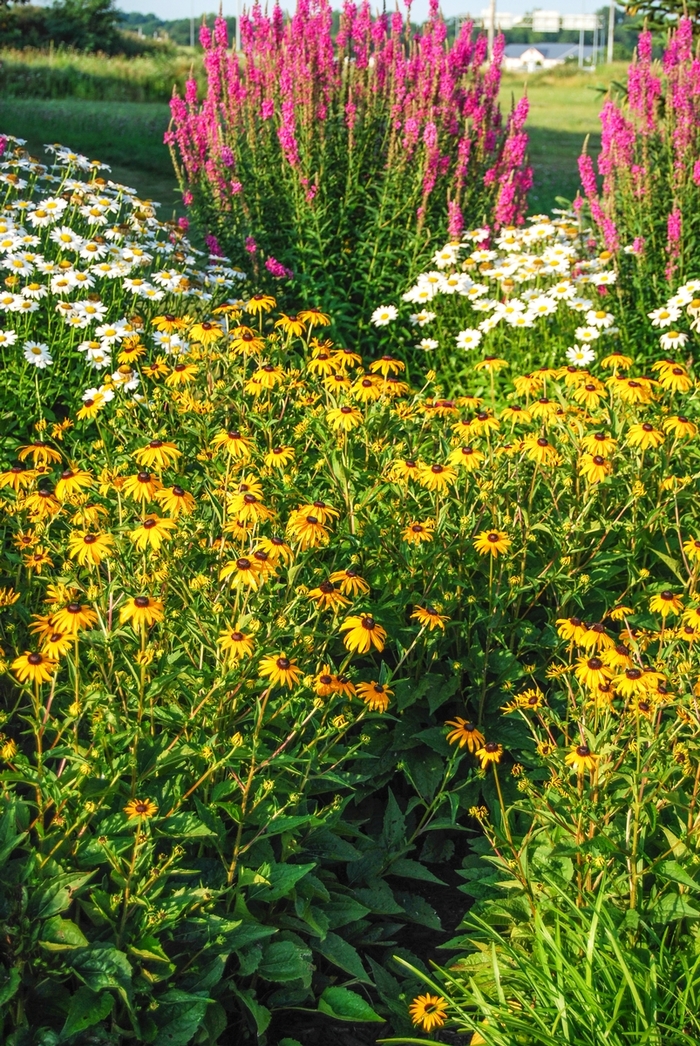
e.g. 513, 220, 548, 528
623, 0, 700, 28
45, 0, 122, 52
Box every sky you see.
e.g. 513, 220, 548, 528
115, 0, 603, 25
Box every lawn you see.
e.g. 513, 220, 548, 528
0, 97, 180, 213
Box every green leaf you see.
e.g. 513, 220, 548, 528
39, 917, 89, 951
398, 893, 442, 930
318, 987, 383, 1023
649, 892, 700, 921
650, 548, 686, 584
61, 987, 113, 1038
324, 897, 371, 929
158, 812, 215, 838
279, 1039, 304, 1046
71, 944, 133, 1002
656, 860, 700, 892
354, 880, 403, 915
258, 940, 312, 985
389, 858, 446, 885
314, 931, 371, 983
0, 967, 20, 1008
151, 990, 210, 1046
249, 862, 316, 902
230, 985, 271, 1034
381, 790, 406, 853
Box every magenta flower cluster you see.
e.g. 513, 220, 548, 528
165, 0, 530, 307
579, 19, 700, 284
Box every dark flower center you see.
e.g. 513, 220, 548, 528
306, 515, 319, 525
28, 653, 43, 665
576, 745, 590, 756
236, 558, 251, 570
660, 590, 674, 600
626, 668, 642, 680
61, 470, 74, 479
487, 533, 499, 543
276, 657, 291, 669
134, 596, 150, 608
243, 493, 257, 504
67, 602, 81, 613
83, 534, 97, 544
172, 486, 185, 497
484, 741, 499, 753
642, 423, 653, 432
137, 472, 151, 482
319, 581, 335, 594
320, 674, 333, 685
593, 455, 605, 465
431, 464, 444, 474
230, 631, 244, 642
537, 438, 549, 447
361, 616, 375, 630
588, 658, 603, 670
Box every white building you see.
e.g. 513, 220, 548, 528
502, 42, 594, 72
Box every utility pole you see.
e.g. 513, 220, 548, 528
607, 0, 615, 63
236, 0, 241, 51
487, 0, 496, 56
578, 26, 584, 67
190, 0, 195, 48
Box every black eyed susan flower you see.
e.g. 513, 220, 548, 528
575, 656, 613, 690
408, 994, 448, 1033
600, 349, 633, 370
0, 464, 36, 491
275, 313, 306, 337
165, 362, 199, 386
67, 531, 114, 567
411, 605, 449, 631
76, 393, 107, 421
230, 327, 266, 355
445, 718, 485, 752
556, 616, 588, 643
209, 429, 254, 458
217, 628, 254, 660
264, 445, 295, 469
531, 397, 560, 420
500, 404, 532, 425
677, 624, 699, 644
402, 520, 434, 545
324, 372, 352, 393
219, 557, 263, 590
134, 440, 182, 471
613, 667, 663, 698
475, 741, 503, 769
447, 445, 484, 471
24, 488, 61, 520
314, 666, 338, 697
352, 375, 383, 403
253, 363, 285, 390
17, 441, 62, 466
579, 453, 612, 484
12, 650, 58, 684
513, 373, 543, 397
307, 351, 337, 377
649, 590, 683, 617
41, 630, 74, 659
474, 355, 508, 374
143, 359, 170, 380
581, 432, 617, 457
228, 491, 275, 523
189, 320, 223, 345
287, 513, 330, 550
609, 605, 634, 622
258, 653, 303, 689
657, 365, 692, 393
54, 468, 93, 502
329, 568, 370, 596
663, 415, 697, 438
123, 471, 163, 502
252, 549, 277, 577
522, 435, 559, 465
155, 484, 195, 517
332, 346, 363, 370
23, 547, 54, 573
327, 405, 363, 432
369, 355, 405, 378
356, 681, 393, 712
51, 601, 98, 635
565, 744, 599, 775
389, 458, 420, 483
627, 422, 664, 450
579, 622, 615, 651
124, 798, 158, 820
294, 500, 339, 524
130, 515, 177, 552
307, 580, 351, 611
602, 643, 634, 670
153, 313, 190, 334
256, 536, 293, 565
416, 462, 457, 492
628, 694, 656, 718
245, 293, 276, 315
473, 530, 511, 558
297, 306, 331, 327
571, 381, 605, 410
340, 614, 387, 654
610, 376, 654, 405
119, 595, 165, 630
470, 411, 501, 436
683, 606, 700, 629
0, 587, 20, 608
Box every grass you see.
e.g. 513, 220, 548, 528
500, 61, 629, 212
0, 98, 182, 215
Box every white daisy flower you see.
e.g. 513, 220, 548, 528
417, 338, 439, 351
0, 328, 18, 347
648, 305, 680, 328
23, 340, 53, 368
455, 328, 482, 350
409, 311, 436, 327
433, 244, 460, 269
575, 326, 600, 343
371, 305, 398, 326
586, 309, 616, 329
565, 344, 596, 367
659, 330, 688, 351
50, 225, 85, 251
528, 296, 558, 317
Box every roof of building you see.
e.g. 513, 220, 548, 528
503, 43, 594, 59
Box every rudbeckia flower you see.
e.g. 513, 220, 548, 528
613, 667, 663, 698
470, 411, 500, 436
307, 351, 336, 377
369, 355, 405, 378
600, 350, 633, 370
307, 581, 351, 611
287, 513, 330, 550
411, 605, 449, 631
447, 445, 484, 471
475, 741, 503, 768
17, 441, 62, 466
256, 536, 293, 564
473, 530, 511, 557
522, 435, 559, 465
500, 404, 532, 425
134, 440, 182, 471
123, 471, 163, 502
258, 653, 303, 689
556, 616, 588, 643
313, 667, 338, 697
445, 719, 485, 752
219, 557, 263, 589
402, 520, 435, 545
12, 650, 58, 684
23, 548, 54, 573
389, 459, 420, 483
67, 531, 114, 567
329, 568, 370, 596
0, 464, 35, 491
24, 488, 61, 520
327, 405, 363, 432
575, 656, 613, 689
649, 590, 683, 617
130, 515, 177, 552
189, 320, 223, 345
124, 798, 158, 820
231, 327, 266, 355
41, 631, 74, 659
356, 681, 392, 712
297, 306, 331, 327
351, 376, 383, 403
580, 432, 616, 457
579, 454, 612, 484
565, 744, 599, 775
119, 595, 165, 630
663, 415, 697, 438
416, 462, 457, 492
51, 601, 98, 635
408, 994, 448, 1033
340, 614, 387, 654
245, 293, 276, 315
627, 423, 664, 450
54, 468, 93, 501
155, 485, 195, 517
275, 313, 306, 337
217, 628, 254, 660
165, 362, 199, 386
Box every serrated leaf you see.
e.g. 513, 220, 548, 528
389, 858, 446, 885
318, 986, 383, 1023
61, 987, 113, 1037
314, 931, 371, 983
258, 940, 312, 986
39, 917, 89, 951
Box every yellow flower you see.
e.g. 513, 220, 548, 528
51, 601, 98, 636
580, 432, 617, 457
0, 464, 35, 491
165, 363, 199, 386
258, 653, 303, 689
574, 656, 613, 690
649, 590, 683, 617
41, 630, 74, 659
402, 520, 435, 545
556, 615, 588, 643
445, 719, 484, 753
613, 666, 663, 698
189, 320, 223, 345
329, 568, 370, 596
579, 622, 614, 651
307, 581, 351, 611
217, 628, 254, 660
219, 556, 264, 590
565, 744, 599, 775
500, 404, 532, 425
600, 350, 633, 370
123, 471, 163, 503
124, 798, 158, 820
264, 445, 295, 469
522, 435, 559, 465
473, 530, 511, 557
340, 614, 387, 654
447, 445, 484, 471
411, 605, 449, 631
67, 531, 114, 567
155, 485, 195, 517
12, 650, 58, 684
297, 306, 331, 327
17, 441, 62, 466
408, 994, 448, 1033
256, 536, 294, 565
76, 393, 107, 421
0, 586, 20, 608
287, 512, 330, 550
475, 741, 503, 768
416, 462, 458, 492
275, 313, 306, 337
579, 454, 612, 484
327, 405, 363, 432
245, 293, 276, 315
209, 429, 254, 458
24, 488, 61, 520
356, 680, 393, 712
134, 440, 182, 470
683, 538, 700, 564
53, 468, 93, 502
23, 547, 54, 573
627, 423, 664, 450
663, 415, 697, 439
657, 365, 692, 393
130, 515, 177, 552
119, 596, 165, 630
369, 355, 405, 378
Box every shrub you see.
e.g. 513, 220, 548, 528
578, 18, 700, 341
166, 0, 532, 333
